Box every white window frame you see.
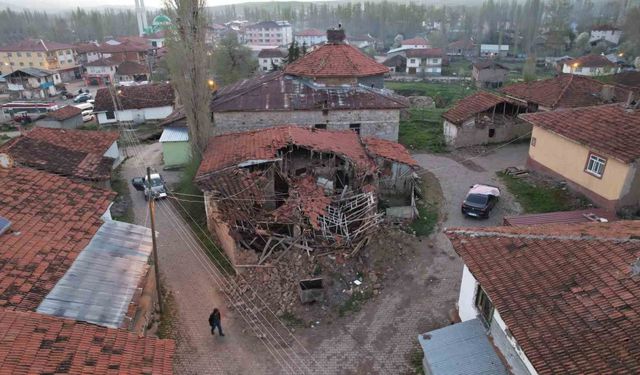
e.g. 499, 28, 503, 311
585, 153, 606, 177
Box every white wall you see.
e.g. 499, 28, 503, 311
590, 30, 622, 45
443, 120, 458, 145
562, 63, 617, 76
457, 265, 480, 321
295, 35, 326, 46
104, 140, 124, 168
97, 105, 173, 125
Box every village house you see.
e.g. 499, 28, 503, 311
284, 29, 389, 88
115, 60, 150, 83
480, 44, 509, 57
83, 57, 118, 85
195, 126, 417, 266
347, 34, 377, 49
520, 103, 640, 211
502, 74, 632, 111
442, 91, 529, 148
446, 39, 476, 57
94, 82, 174, 125
1, 67, 61, 98
73, 42, 102, 64
205, 23, 232, 45
386, 36, 431, 57
35, 105, 83, 129
562, 54, 619, 76
294, 28, 327, 46
0, 166, 175, 373
590, 24, 622, 45
382, 54, 407, 73
159, 107, 191, 168
425, 221, 640, 374
210, 71, 407, 141
405, 48, 443, 75
98, 40, 148, 64
0, 38, 79, 81
244, 20, 293, 47
257, 48, 287, 72
0, 127, 122, 185
472, 60, 509, 88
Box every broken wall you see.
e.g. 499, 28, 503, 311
213, 109, 400, 141
204, 191, 240, 265
444, 118, 532, 148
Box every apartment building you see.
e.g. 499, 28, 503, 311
0, 39, 79, 81
244, 21, 293, 47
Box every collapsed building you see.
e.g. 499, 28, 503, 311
195, 126, 418, 266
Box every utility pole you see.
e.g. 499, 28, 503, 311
147, 166, 163, 313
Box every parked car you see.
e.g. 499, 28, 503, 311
59, 89, 74, 99
132, 173, 168, 200
73, 93, 92, 103
82, 112, 94, 122
461, 184, 500, 218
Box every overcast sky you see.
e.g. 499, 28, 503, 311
18, 0, 319, 10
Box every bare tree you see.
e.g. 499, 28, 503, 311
164, 0, 212, 157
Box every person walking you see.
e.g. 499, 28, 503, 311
209, 308, 224, 336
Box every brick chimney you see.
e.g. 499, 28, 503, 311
327, 27, 346, 44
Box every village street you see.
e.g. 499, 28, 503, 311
120, 141, 528, 375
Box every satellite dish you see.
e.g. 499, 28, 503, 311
0, 153, 14, 169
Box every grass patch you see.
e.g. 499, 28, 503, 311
110, 163, 135, 223
170, 156, 235, 275
398, 108, 448, 152
279, 311, 305, 327
408, 345, 425, 375
386, 81, 476, 108
157, 289, 178, 339
79, 123, 99, 130
497, 172, 577, 213
338, 289, 374, 317
409, 203, 439, 237
442, 59, 472, 76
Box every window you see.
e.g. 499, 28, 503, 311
67, 59, 72, 64
16, 52, 22, 57
6, 52, 11, 57
410, 58, 416, 64
37, 52, 42, 57
488, 128, 495, 138
26, 52, 31, 57
475, 285, 494, 325
28, 62, 33, 67
349, 123, 361, 135
575, 67, 583, 72
58, 51, 64, 56
530, 137, 536, 147
106, 111, 115, 120
586, 153, 606, 177
19, 62, 24, 66
314, 123, 327, 129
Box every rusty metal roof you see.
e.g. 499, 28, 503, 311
210, 72, 408, 112
503, 209, 618, 226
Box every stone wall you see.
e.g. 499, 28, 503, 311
444, 118, 531, 148
213, 109, 400, 140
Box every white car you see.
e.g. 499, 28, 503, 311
82, 113, 95, 122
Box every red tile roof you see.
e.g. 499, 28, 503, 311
446, 221, 640, 375
284, 43, 389, 78
569, 54, 617, 68
94, 83, 174, 112
295, 28, 325, 37
84, 57, 118, 67
0, 38, 73, 52
443, 91, 518, 125
0, 309, 174, 374
520, 103, 640, 163
0, 167, 114, 310
406, 48, 444, 58
73, 42, 101, 53
401, 37, 429, 46
44, 105, 82, 121
26, 127, 119, 155
116, 60, 149, 75
363, 137, 418, 166
502, 74, 631, 109
197, 126, 377, 176
271, 175, 332, 229
257, 48, 286, 58
448, 39, 475, 49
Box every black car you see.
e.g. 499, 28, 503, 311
461, 184, 500, 219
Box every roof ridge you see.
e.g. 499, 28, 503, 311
551, 73, 574, 108
446, 228, 640, 242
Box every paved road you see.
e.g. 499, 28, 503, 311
413, 143, 528, 228
121, 143, 286, 375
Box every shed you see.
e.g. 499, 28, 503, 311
159, 126, 190, 168
418, 318, 509, 375
35, 105, 83, 129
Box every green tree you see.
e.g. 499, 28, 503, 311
523, 56, 537, 82
212, 33, 258, 86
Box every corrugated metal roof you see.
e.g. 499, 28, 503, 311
159, 127, 189, 142
36, 220, 153, 328
418, 318, 509, 375
503, 208, 617, 226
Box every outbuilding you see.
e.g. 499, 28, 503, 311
93, 83, 174, 125
36, 105, 83, 129
159, 107, 191, 168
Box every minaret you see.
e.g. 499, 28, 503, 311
135, 0, 148, 36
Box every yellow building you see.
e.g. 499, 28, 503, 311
0, 39, 79, 81
521, 104, 640, 211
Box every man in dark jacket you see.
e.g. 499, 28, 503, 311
209, 308, 224, 336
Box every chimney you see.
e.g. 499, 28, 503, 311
601, 84, 615, 102
327, 27, 346, 44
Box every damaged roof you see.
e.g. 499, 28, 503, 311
502, 74, 631, 109
211, 72, 408, 112
446, 221, 640, 375
363, 137, 418, 166
0, 167, 114, 310
443, 91, 520, 125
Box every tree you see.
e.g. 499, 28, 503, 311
165, 0, 212, 157
212, 33, 257, 86
622, 6, 640, 57
287, 41, 301, 63
523, 56, 537, 82
573, 32, 590, 54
